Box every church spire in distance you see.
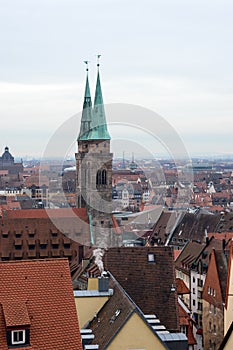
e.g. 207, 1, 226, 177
78, 61, 93, 140
88, 55, 111, 140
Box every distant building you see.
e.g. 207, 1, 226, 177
0, 146, 23, 189
0, 208, 91, 264
202, 249, 228, 350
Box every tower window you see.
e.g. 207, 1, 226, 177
96, 170, 101, 185
96, 169, 107, 185
102, 170, 107, 185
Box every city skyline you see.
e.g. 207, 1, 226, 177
1, 0, 233, 158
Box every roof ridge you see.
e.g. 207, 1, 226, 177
0, 258, 68, 265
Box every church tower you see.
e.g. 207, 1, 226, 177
76, 61, 113, 248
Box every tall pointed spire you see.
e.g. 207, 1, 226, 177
88, 56, 110, 140
78, 61, 93, 140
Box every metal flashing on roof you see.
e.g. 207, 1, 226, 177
81, 334, 95, 340
158, 332, 187, 342
80, 329, 93, 334
74, 289, 113, 297
152, 325, 166, 330
144, 314, 157, 319
148, 319, 160, 324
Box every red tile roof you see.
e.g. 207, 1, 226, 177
2, 301, 30, 327
0, 259, 83, 350
0, 208, 90, 262
178, 304, 196, 346
112, 214, 122, 235
174, 250, 182, 260
4, 208, 88, 220
176, 278, 190, 294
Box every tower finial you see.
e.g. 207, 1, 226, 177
84, 60, 89, 72
97, 54, 101, 67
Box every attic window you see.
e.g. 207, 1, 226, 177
147, 253, 155, 263
11, 330, 25, 345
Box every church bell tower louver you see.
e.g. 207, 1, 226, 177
75, 59, 113, 248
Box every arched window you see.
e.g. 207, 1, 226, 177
96, 170, 101, 185
102, 170, 107, 185
87, 163, 91, 185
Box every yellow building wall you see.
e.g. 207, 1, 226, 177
88, 278, 99, 290
75, 296, 109, 328
107, 312, 167, 350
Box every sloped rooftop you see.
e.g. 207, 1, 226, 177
104, 246, 179, 332
0, 259, 83, 350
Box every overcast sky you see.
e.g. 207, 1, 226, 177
0, 0, 233, 159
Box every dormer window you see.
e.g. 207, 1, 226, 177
2, 301, 30, 348
12, 330, 25, 345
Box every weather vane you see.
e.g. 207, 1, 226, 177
84, 60, 89, 71
97, 54, 101, 67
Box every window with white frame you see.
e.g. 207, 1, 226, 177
180, 325, 187, 335
11, 330, 25, 345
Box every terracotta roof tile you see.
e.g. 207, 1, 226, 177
5, 208, 88, 220
176, 278, 190, 294
178, 304, 196, 346
2, 301, 30, 327
174, 250, 182, 260
0, 208, 91, 261
0, 259, 83, 350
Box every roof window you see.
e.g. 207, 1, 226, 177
147, 253, 155, 263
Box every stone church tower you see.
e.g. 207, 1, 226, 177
75, 63, 113, 248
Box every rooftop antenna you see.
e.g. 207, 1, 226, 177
97, 54, 101, 67
84, 60, 89, 72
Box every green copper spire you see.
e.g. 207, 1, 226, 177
78, 63, 93, 141
88, 60, 111, 140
